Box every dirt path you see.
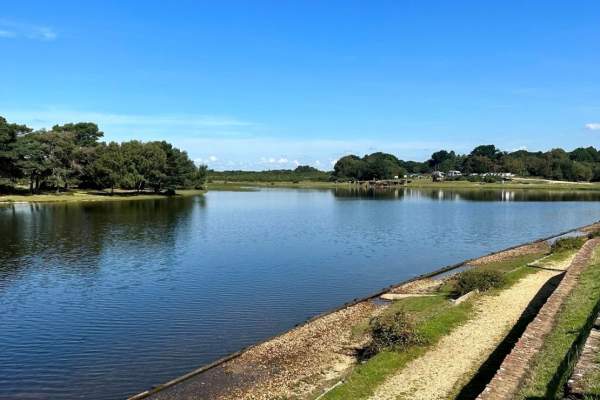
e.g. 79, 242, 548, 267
369, 262, 570, 400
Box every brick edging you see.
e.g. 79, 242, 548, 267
477, 238, 600, 400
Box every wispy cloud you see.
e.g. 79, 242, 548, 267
0, 29, 16, 38
1, 108, 257, 146
0, 19, 57, 41
585, 123, 600, 131
3, 108, 252, 128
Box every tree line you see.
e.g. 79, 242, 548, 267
334, 145, 600, 182
208, 165, 329, 183
0, 116, 206, 194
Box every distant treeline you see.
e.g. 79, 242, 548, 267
211, 145, 600, 183
334, 145, 600, 182
0, 116, 206, 194
208, 165, 329, 182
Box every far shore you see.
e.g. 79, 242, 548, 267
3, 177, 600, 205
0, 189, 206, 205
207, 177, 600, 192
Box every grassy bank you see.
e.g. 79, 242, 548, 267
206, 178, 600, 192
0, 189, 205, 204
518, 246, 600, 399
324, 296, 474, 400
323, 251, 548, 400
207, 180, 346, 190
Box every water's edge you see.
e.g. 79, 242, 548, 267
128, 219, 600, 400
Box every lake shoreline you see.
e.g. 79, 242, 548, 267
132, 220, 600, 400
208, 179, 600, 192
0, 189, 206, 204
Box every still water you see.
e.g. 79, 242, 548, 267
2, 188, 600, 399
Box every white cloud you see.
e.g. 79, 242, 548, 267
511, 146, 528, 152
195, 155, 219, 164
0, 20, 57, 41
585, 123, 600, 131
2, 108, 252, 130
0, 29, 16, 38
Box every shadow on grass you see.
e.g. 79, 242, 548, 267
542, 297, 600, 400
455, 272, 565, 400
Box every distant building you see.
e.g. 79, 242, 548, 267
432, 170, 445, 181
447, 170, 462, 177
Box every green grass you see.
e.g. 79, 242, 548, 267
405, 178, 600, 192
207, 180, 347, 190
582, 356, 600, 399
325, 250, 549, 400
323, 296, 474, 400
518, 248, 600, 399
436, 252, 548, 295
207, 178, 600, 192
0, 189, 205, 204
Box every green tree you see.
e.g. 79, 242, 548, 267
14, 132, 47, 193
91, 142, 124, 192
52, 122, 104, 147
0, 116, 32, 180
364, 152, 405, 179
333, 155, 367, 180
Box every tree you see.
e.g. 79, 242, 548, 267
463, 155, 495, 174
571, 162, 593, 182
91, 142, 124, 193
470, 145, 500, 159
14, 132, 47, 193
0, 116, 31, 179
53, 122, 104, 147
333, 155, 367, 180
428, 150, 456, 171
363, 152, 405, 179
38, 131, 76, 192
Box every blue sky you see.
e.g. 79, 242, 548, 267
1, 1, 599, 170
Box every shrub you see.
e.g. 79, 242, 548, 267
587, 230, 600, 239
367, 310, 422, 354
454, 269, 504, 296
551, 236, 587, 253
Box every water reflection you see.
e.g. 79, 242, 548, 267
332, 187, 600, 202
0, 197, 203, 284
1, 189, 600, 400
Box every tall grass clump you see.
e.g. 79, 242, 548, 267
551, 236, 587, 253
454, 269, 505, 296
366, 310, 423, 355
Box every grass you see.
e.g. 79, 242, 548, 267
324, 250, 549, 400
323, 296, 474, 400
436, 252, 547, 295
581, 354, 600, 399
0, 189, 205, 204
518, 247, 600, 399
207, 180, 347, 190
405, 178, 600, 192
207, 178, 600, 192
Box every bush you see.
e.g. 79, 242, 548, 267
551, 236, 587, 253
367, 310, 422, 354
454, 269, 504, 296
587, 230, 600, 239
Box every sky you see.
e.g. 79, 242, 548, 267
1, 1, 599, 171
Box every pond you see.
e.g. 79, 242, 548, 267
1, 187, 600, 399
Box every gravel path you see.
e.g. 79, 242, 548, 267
369, 264, 567, 400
